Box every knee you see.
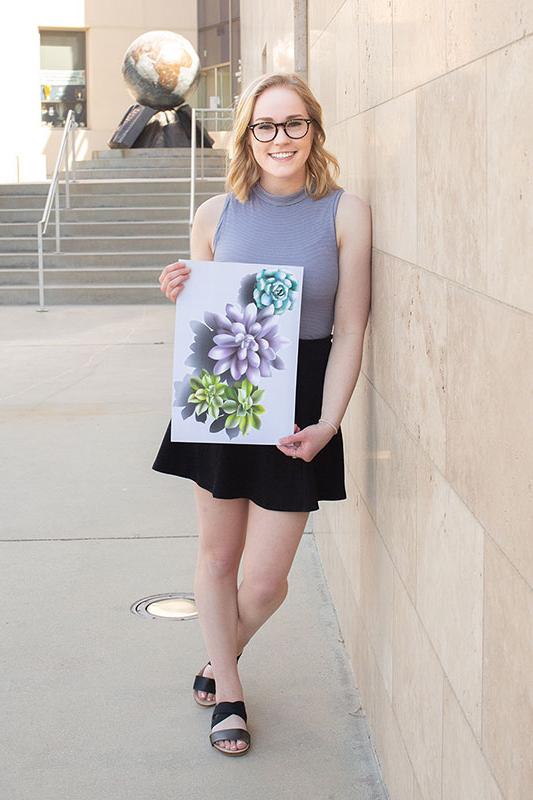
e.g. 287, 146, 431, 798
200, 550, 240, 579
246, 574, 288, 606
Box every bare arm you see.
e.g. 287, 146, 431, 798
277, 193, 372, 460
319, 194, 372, 429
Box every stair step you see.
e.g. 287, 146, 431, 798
0, 285, 169, 305
0, 235, 188, 253
1, 220, 190, 237
0, 251, 189, 267
92, 146, 229, 159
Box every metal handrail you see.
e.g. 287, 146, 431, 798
36, 109, 78, 311
189, 107, 233, 235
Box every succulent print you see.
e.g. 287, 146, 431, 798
253, 268, 298, 314
187, 369, 229, 420
221, 377, 265, 435
206, 301, 290, 383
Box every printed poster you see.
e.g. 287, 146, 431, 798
170, 260, 304, 445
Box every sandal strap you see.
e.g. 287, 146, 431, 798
194, 652, 242, 695
210, 727, 250, 746
193, 674, 216, 694
211, 700, 247, 725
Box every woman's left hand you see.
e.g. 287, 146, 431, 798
277, 422, 335, 462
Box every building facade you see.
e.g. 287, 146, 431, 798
0, 1, 240, 182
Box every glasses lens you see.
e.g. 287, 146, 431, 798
254, 122, 276, 141
285, 119, 308, 138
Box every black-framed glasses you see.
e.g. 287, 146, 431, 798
248, 118, 313, 142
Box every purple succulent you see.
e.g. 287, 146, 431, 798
206, 302, 290, 383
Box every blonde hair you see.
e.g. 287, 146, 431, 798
225, 72, 341, 203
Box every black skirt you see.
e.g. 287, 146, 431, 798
151, 335, 347, 512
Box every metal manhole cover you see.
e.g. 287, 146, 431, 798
131, 592, 197, 620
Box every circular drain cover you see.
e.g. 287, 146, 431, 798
131, 592, 197, 620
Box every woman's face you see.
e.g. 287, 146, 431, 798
247, 86, 313, 188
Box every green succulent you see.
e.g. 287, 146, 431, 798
188, 369, 229, 419
221, 377, 266, 435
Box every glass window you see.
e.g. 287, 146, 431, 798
40, 30, 87, 128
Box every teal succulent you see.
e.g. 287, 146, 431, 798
253, 268, 298, 315
221, 377, 266, 435
188, 369, 229, 419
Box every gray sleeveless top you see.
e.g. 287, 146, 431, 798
212, 181, 344, 339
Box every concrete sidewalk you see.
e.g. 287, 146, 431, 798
0, 305, 389, 800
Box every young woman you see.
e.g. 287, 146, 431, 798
154, 71, 372, 756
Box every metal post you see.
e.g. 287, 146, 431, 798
190, 106, 197, 236
54, 185, 60, 252
37, 221, 47, 311
200, 109, 204, 178
65, 125, 70, 209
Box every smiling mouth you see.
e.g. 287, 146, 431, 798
268, 152, 297, 160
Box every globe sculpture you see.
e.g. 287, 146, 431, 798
108, 30, 214, 149
122, 30, 200, 109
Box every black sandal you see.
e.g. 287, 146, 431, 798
209, 700, 251, 755
192, 652, 243, 707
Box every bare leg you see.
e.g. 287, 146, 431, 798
193, 485, 310, 751
192, 485, 249, 751
236, 499, 310, 654
203, 494, 309, 752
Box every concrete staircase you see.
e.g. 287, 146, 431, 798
0, 147, 228, 304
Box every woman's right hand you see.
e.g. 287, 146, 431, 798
158, 261, 192, 303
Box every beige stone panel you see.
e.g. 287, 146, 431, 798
374, 91, 417, 263
363, 251, 396, 408
416, 449, 484, 738
343, 375, 379, 526
333, 0, 359, 122
339, 108, 375, 205
322, 117, 356, 188
487, 37, 533, 314
447, 0, 533, 69
442, 677, 503, 800
359, 488, 394, 702
392, 571, 444, 800
373, 388, 418, 602
417, 59, 486, 288
334, 469, 362, 609
392, 0, 446, 94
412, 778, 424, 800
358, 0, 393, 111
447, 285, 533, 587
309, 28, 336, 127
483, 537, 533, 800
344, 607, 394, 795
369, 631, 417, 800
309, 2, 358, 126
308, 0, 347, 49
394, 259, 447, 472
240, 0, 294, 81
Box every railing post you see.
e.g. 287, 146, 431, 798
37, 221, 47, 312
190, 107, 197, 236
200, 109, 204, 179
65, 125, 70, 210
54, 184, 60, 252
